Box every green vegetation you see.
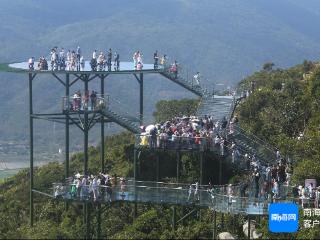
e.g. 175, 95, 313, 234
237, 61, 320, 239
153, 98, 199, 123
2, 60, 320, 238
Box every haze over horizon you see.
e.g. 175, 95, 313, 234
1, 0, 320, 167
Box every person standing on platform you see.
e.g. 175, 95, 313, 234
137, 51, 143, 64
59, 48, 66, 70
253, 168, 260, 198
133, 51, 138, 68
76, 46, 81, 71
92, 50, 97, 60
154, 50, 159, 69
170, 61, 178, 79
107, 48, 112, 71
66, 50, 71, 70
83, 90, 89, 110
160, 54, 167, 66
187, 184, 194, 202
193, 72, 201, 86
90, 90, 97, 110
80, 56, 85, 71
114, 52, 120, 71
28, 57, 34, 70
194, 181, 199, 201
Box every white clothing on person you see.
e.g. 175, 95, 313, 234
92, 51, 97, 59
194, 73, 201, 85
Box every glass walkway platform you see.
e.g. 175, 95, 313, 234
51, 179, 295, 215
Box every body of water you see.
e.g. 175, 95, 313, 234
0, 168, 22, 180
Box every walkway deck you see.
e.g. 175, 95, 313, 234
2, 61, 162, 74
49, 180, 286, 215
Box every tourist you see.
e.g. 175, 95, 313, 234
170, 61, 178, 79
193, 72, 201, 86
194, 181, 199, 201
98, 51, 106, 71
160, 54, 167, 66
92, 50, 97, 60
187, 184, 194, 202
80, 56, 85, 71
133, 51, 139, 68
92, 176, 99, 201
66, 50, 72, 70
82, 90, 89, 110
90, 57, 97, 71
154, 50, 159, 69
76, 46, 81, 70
28, 57, 34, 70
90, 90, 97, 110
114, 52, 120, 71
107, 48, 112, 71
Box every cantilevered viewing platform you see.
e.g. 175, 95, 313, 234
1, 61, 162, 74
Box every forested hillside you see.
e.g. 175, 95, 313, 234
2, 60, 320, 238
237, 60, 320, 239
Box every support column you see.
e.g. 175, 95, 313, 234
83, 75, 90, 239
213, 210, 217, 240
29, 73, 34, 227
172, 206, 176, 231
248, 215, 251, 240
221, 213, 224, 230
199, 152, 204, 213
85, 203, 90, 239
176, 151, 180, 182
133, 149, 137, 218
84, 75, 89, 175
139, 73, 143, 126
156, 155, 160, 182
65, 73, 70, 178
97, 204, 101, 239
219, 156, 222, 185
100, 75, 105, 172
200, 152, 203, 185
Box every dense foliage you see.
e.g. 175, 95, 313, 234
237, 60, 320, 239
153, 98, 199, 123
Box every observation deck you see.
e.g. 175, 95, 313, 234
3, 61, 161, 74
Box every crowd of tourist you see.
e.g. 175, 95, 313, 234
28, 46, 176, 72
139, 115, 231, 153
54, 172, 128, 202
64, 90, 105, 111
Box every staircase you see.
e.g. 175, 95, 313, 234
229, 126, 277, 165
197, 96, 235, 122
101, 108, 141, 134
160, 67, 211, 97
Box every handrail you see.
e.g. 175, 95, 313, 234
62, 94, 108, 112
234, 125, 277, 153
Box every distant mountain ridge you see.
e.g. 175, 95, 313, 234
0, 0, 320, 162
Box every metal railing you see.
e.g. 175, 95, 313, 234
62, 94, 109, 112
135, 134, 228, 153
52, 179, 294, 215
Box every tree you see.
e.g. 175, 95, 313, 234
262, 62, 275, 72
